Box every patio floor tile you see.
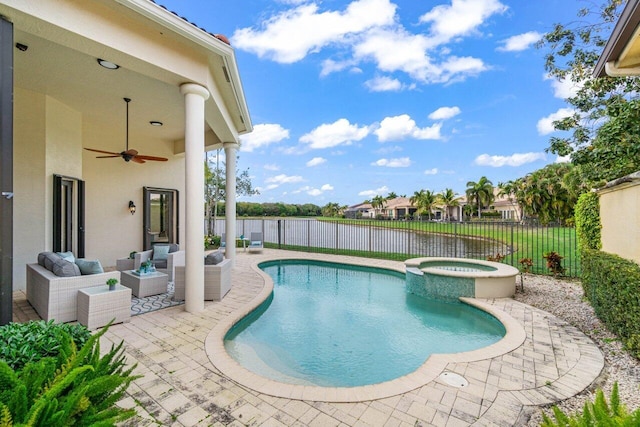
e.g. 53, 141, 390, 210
11, 249, 605, 426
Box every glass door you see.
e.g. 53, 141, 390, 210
143, 187, 178, 250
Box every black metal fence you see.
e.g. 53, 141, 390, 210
209, 218, 580, 277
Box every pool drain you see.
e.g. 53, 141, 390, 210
439, 371, 469, 388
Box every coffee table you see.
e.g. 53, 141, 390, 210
77, 284, 131, 330
121, 270, 168, 298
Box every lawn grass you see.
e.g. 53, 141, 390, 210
314, 218, 580, 277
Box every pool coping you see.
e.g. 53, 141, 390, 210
204, 254, 527, 403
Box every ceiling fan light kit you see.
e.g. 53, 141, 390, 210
84, 97, 168, 163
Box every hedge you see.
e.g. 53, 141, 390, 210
582, 248, 640, 358
574, 192, 601, 251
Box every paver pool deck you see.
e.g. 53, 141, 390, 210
12, 249, 604, 426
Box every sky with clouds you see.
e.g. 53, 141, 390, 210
156, 0, 584, 206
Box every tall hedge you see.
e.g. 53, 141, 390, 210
581, 248, 640, 358
574, 191, 601, 250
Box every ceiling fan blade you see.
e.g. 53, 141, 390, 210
131, 157, 146, 164
95, 155, 121, 158
84, 147, 120, 155
125, 149, 139, 156
134, 154, 169, 162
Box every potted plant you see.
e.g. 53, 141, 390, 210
106, 278, 118, 291
129, 251, 137, 259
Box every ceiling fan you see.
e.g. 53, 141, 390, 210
84, 98, 168, 164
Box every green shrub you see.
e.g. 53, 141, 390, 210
0, 320, 91, 371
582, 248, 640, 358
543, 251, 565, 276
541, 382, 640, 426
574, 191, 601, 251
0, 323, 139, 426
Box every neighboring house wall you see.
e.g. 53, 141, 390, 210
598, 176, 640, 264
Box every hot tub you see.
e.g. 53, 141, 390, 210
405, 257, 519, 300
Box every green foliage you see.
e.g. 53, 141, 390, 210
538, 0, 640, 188
541, 382, 640, 426
581, 248, 640, 358
543, 251, 565, 276
574, 192, 601, 250
465, 176, 494, 219
0, 324, 139, 426
0, 321, 91, 371
500, 163, 582, 226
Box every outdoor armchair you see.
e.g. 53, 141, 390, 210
247, 232, 264, 253
134, 243, 183, 282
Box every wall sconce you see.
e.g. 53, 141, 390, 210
128, 201, 136, 215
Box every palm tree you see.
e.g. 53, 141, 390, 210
497, 180, 522, 222
438, 188, 460, 221
466, 176, 494, 219
370, 195, 387, 218
410, 189, 438, 220
386, 192, 398, 200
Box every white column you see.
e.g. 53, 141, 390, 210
224, 142, 239, 265
180, 83, 209, 313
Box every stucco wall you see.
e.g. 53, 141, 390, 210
599, 180, 640, 264
12, 89, 186, 290
82, 118, 185, 268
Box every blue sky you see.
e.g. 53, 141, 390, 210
156, 0, 585, 206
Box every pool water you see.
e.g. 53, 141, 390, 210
224, 260, 505, 387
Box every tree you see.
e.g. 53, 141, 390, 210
538, 0, 640, 187
410, 189, 438, 220
386, 192, 398, 200
205, 150, 259, 234
497, 180, 523, 222
370, 195, 387, 218
437, 188, 460, 221
321, 202, 342, 217
465, 177, 494, 219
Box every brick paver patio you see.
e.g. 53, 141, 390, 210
12, 249, 604, 426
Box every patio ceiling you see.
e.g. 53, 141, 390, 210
4, 0, 251, 151
14, 29, 187, 145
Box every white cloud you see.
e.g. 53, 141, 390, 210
295, 184, 334, 196
232, 0, 504, 86
231, 0, 397, 63
497, 31, 542, 52
544, 74, 583, 99
264, 164, 280, 171
428, 106, 461, 120
240, 123, 290, 152
265, 174, 304, 185
371, 157, 411, 167
537, 108, 575, 135
306, 157, 327, 167
358, 185, 389, 198
300, 118, 371, 149
555, 155, 571, 163
374, 114, 442, 142
419, 0, 508, 44
364, 76, 403, 92
424, 168, 438, 175
474, 152, 546, 167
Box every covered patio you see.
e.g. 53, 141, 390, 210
0, 0, 252, 323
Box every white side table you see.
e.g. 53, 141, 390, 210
116, 257, 135, 271
77, 285, 131, 330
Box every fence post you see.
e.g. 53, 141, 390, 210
454, 222, 458, 258
510, 222, 515, 267
335, 221, 339, 253
277, 219, 282, 249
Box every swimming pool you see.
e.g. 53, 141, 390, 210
223, 260, 506, 387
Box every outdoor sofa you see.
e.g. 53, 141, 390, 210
173, 250, 231, 301
27, 252, 120, 322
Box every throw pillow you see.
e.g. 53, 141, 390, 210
75, 258, 104, 275
42, 252, 63, 271
52, 258, 81, 277
56, 251, 75, 263
153, 245, 171, 261
205, 251, 224, 265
